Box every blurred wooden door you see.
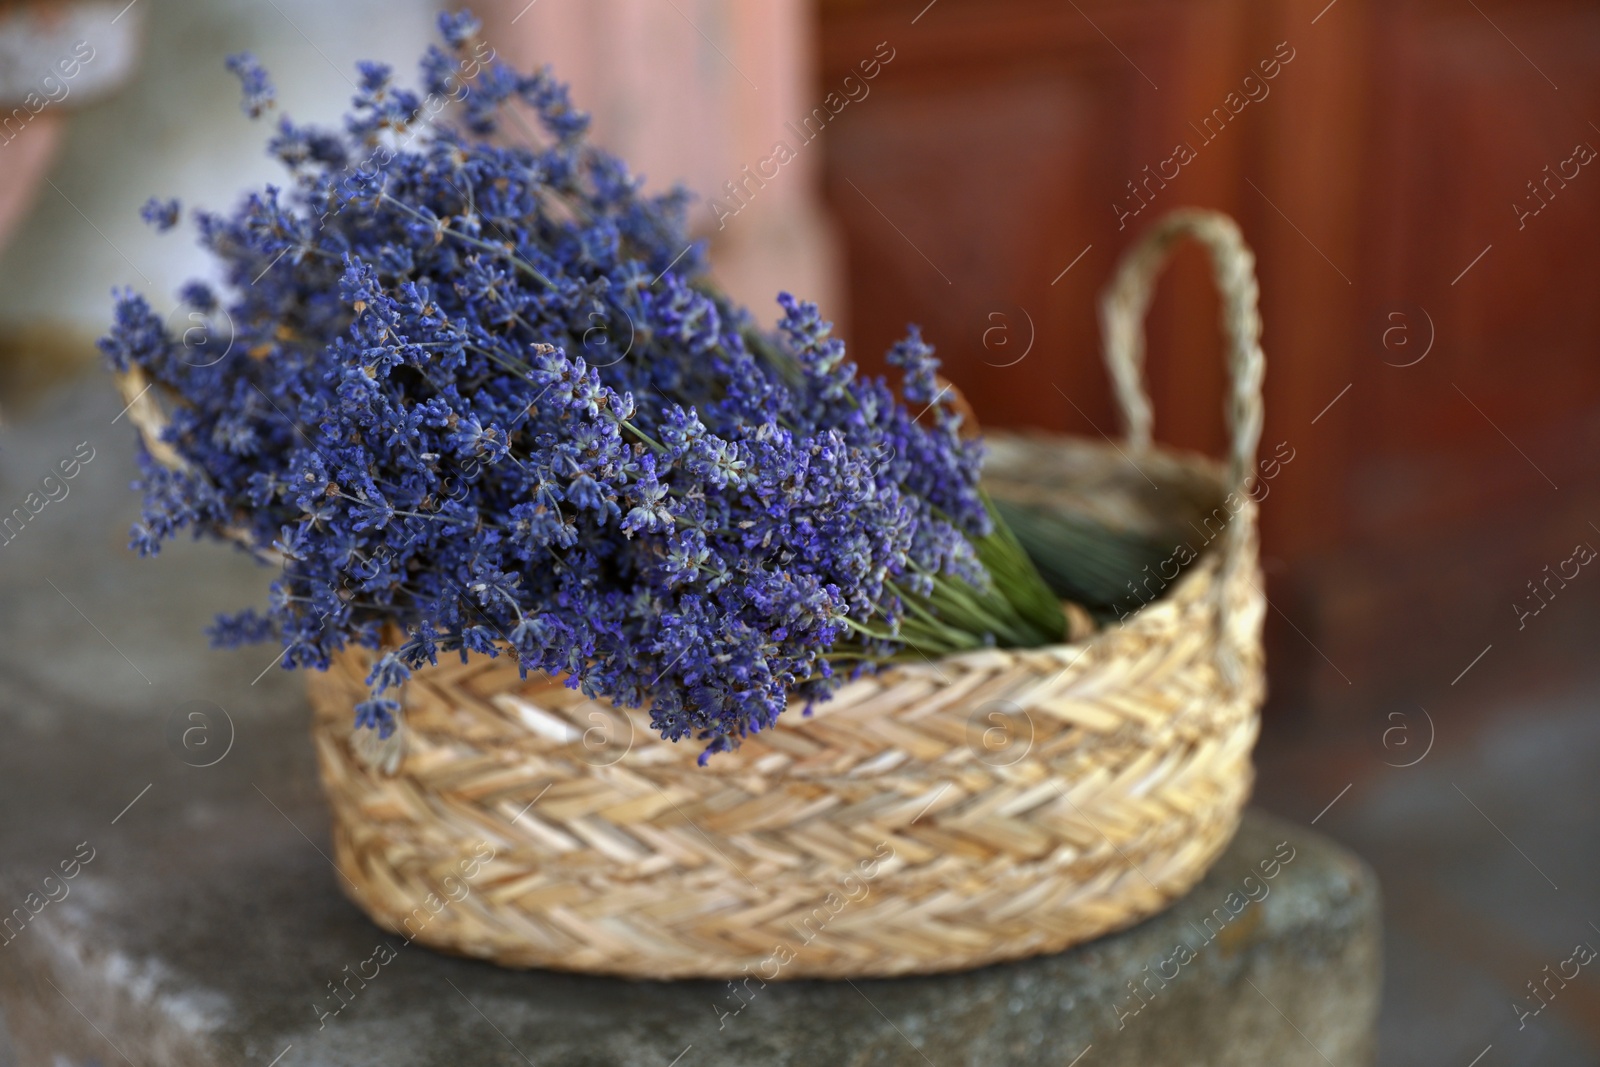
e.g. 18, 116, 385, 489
817, 0, 1600, 720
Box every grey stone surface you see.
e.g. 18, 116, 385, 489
0, 382, 1383, 1066
1306, 696, 1600, 1067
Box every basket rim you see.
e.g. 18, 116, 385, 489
314, 519, 1258, 783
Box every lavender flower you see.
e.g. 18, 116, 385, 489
140, 197, 179, 232
102, 12, 1063, 757
225, 53, 276, 118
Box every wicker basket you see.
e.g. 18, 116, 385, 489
121, 208, 1268, 980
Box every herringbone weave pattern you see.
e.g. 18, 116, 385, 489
308, 468, 1264, 978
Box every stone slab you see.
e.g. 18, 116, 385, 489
0, 381, 1382, 1065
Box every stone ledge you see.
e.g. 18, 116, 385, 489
0, 739, 1379, 1067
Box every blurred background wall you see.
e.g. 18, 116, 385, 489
0, 0, 438, 387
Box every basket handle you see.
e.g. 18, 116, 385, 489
1099, 208, 1265, 494
1098, 209, 1264, 672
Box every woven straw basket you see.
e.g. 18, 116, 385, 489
118, 208, 1267, 980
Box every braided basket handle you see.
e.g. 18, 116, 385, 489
1098, 209, 1264, 655
1099, 208, 1264, 492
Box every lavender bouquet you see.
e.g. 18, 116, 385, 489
101, 12, 1065, 758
